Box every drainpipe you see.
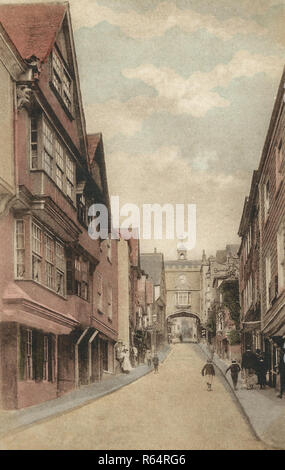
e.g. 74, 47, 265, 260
75, 328, 89, 388
88, 330, 98, 384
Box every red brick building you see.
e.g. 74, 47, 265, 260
258, 70, 285, 388
238, 69, 285, 389
0, 3, 118, 409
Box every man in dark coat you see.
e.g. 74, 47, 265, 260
153, 354, 159, 374
201, 359, 215, 391
257, 358, 267, 389
225, 360, 241, 391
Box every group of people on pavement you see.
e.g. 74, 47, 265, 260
201, 347, 270, 392
116, 342, 160, 375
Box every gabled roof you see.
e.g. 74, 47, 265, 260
0, 3, 67, 62
87, 133, 111, 215
88, 133, 102, 162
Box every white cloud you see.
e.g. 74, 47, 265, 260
85, 50, 283, 138
70, 1, 267, 40
123, 51, 283, 118
105, 146, 249, 258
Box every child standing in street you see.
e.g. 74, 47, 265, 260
153, 354, 159, 373
201, 359, 215, 391
225, 360, 241, 391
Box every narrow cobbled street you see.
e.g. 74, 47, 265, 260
0, 344, 265, 450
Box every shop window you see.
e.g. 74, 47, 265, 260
19, 328, 55, 382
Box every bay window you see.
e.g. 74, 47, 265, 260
30, 115, 76, 202
30, 221, 66, 295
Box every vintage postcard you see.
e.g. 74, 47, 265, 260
0, 0, 284, 453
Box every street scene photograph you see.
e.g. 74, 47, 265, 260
0, 0, 284, 452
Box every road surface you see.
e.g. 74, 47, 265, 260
0, 343, 265, 450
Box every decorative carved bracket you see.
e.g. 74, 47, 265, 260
16, 84, 33, 111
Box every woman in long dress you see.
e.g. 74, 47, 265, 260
121, 348, 132, 373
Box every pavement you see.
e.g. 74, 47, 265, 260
0, 345, 170, 439
198, 341, 285, 450
0, 343, 264, 450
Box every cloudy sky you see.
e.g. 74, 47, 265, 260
4, 0, 285, 259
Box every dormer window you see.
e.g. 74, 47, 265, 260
52, 49, 72, 112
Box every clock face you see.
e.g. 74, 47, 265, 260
179, 275, 186, 284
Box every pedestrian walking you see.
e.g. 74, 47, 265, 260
179, 334, 183, 343
241, 348, 258, 390
225, 360, 241, 390
257, 358, 267, 389
146, 349, 152, 367
153, 353, 159, 373
201, 359, 215, 391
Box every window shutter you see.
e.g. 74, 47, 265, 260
19, 327, 27, 381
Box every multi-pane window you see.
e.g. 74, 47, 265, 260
81, 260, 89, 301
30, 117, 38, 169
32, 223, 42, 282
15, 220, 25, 278
55, 139, 64, 190
176, 291, 190, 306
45, 235, 54, 289
31, 222, 65, 295
52, 50, 72, 112
74, 256, 90, 301
20, 328, 55, 383
66, 154, 74, 199
31, 116, 75, 202
43, 119, 53, 177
